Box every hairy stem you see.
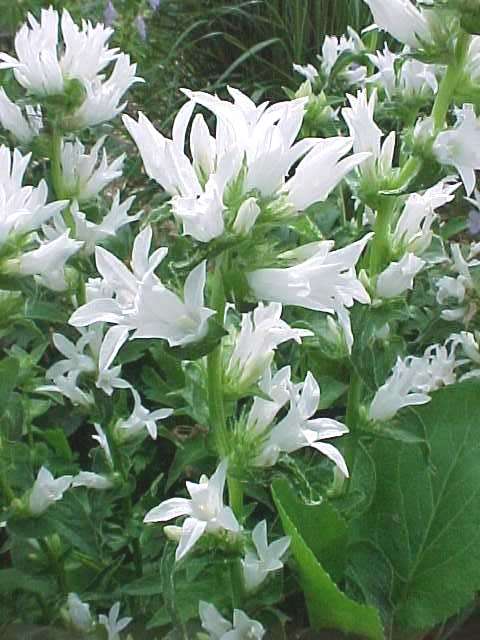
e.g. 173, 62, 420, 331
50, 130, 65, 200
369, 197, 395, 275
206, 258, 244, 518
431, 31, 470, 132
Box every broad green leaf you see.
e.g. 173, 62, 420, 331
356, 382, 480, 632
0, 569, 55, 595
272, 478, 384, 639
166, 434, 211, 490
121, 573, 163, 596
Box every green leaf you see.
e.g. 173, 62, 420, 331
0, 569, 55, 595
0, 357, 19, 419
356, 382, 480, 632
166, 434, 211, 491
272, 478, 384, 639
121, 573, 164, 596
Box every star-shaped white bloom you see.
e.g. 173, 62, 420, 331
199, 602, 265, 640
242, 520, 290, 592
369, 341, 458, 422
60, 136, 125, 202
257, 372, 349, 476
29, 466, 73, 515
362, 0, 432, 49
67, 593, 93, 632
248, 234, 372, 352
144, 460, 240, 561
98, 602, 132, 640
95, 325, 130, 396
392, 179, 459, 255
0, 146, 67, 245
246, 366, 294, 436
69, 225, 214, 347
118, 388, 173, 440
0, 87, 41, 143
434, 104, 480, 196
38, 370, 93, 407
293, 63, 319, 83
225, 302, 312, 392
320, 29, 366, 84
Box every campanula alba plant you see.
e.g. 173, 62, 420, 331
2, 2, 480, 639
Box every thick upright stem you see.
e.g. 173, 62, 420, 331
207, 346, 229, 457
369, 197, 395, 275
50, 130, 65, 200
432, 31, 470, 133
206, 258, 243, 518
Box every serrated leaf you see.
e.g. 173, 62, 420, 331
272, 479, 384, 639
356, 382, 480, 632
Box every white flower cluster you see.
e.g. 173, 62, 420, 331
0, 8, 140, 133
369, 340, 459, 422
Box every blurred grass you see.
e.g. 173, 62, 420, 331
0, 0, 371, 125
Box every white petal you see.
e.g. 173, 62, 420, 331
144, 498, 193, 522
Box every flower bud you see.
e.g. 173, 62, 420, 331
232, 198, 261, 235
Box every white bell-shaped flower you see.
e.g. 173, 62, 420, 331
247, 234, 372, 352
69, 225, 215, 347
225, 302, 312, 392
257, 372, 349, 476
60, 137, 124, 202
71, 471, 113, 490
362, 0, 432, 49
16, 231, 83, 291
67, 593, 93, 633
376, 253, 425, 299
369, 341, 458, 422
434, 104, 480, 196
242, 520, 290, 592
199, 602, 265, 640
0, 88, 41, 143
29, 466, 73, 515
98, 602, 132, 640
144, 460, 240, 561
117, 388, 173, 440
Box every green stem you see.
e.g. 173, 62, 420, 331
207, 346, 229, 458
342, 371, 363, 480
396, 155, 422, 189
39, 538, 67, 596
50, 130, 65, 200
229, 559, 244, 609
206, 258, 244, 518
227, 478, 243, 520
0, 438, 14, 503
110, 429, 143, 577
431, 31, 470, 133
369, 197, 395, 275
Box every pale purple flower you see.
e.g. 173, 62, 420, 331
104, 1, 119, 27
135, 15, 147, 41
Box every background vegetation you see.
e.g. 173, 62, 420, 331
0, 0, 371, 126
